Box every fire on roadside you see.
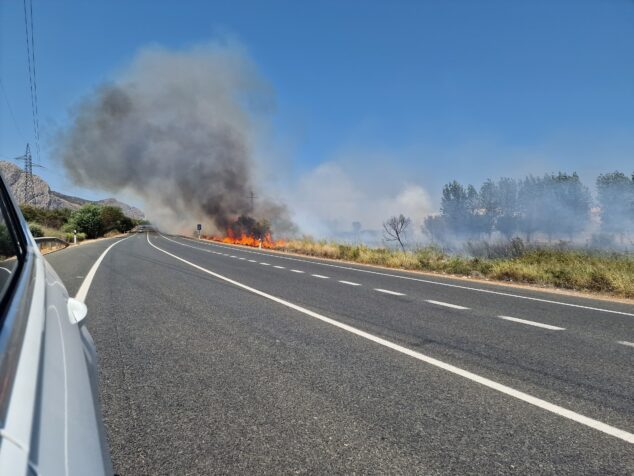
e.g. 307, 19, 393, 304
204, 229, 286, 249
200, 215, 286, 249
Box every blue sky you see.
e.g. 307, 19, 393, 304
1, 0, 633, 209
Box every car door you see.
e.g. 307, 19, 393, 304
0, 174, 112, 475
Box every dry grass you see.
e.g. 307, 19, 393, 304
278, 238, 634, 298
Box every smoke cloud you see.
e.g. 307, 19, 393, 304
55, 42, 291, 234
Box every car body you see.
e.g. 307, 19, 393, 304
0, 174, 112, 474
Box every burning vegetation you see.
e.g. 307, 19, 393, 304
204, 215, 286, 249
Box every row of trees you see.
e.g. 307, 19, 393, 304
423, 171, 634, 244
22, 204, 138, 239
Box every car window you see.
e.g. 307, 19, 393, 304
0, 204, 21, 299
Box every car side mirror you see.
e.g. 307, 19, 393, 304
67, 297, 88, 325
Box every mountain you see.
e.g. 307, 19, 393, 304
0, 161, 145, 220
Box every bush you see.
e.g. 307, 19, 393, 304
267, 236, 634, 298
28, 222, 44, 238
64, 232, 86, 243
69, 204, 104, 239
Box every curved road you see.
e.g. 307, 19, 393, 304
45, 232, 634, 474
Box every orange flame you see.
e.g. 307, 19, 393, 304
203, 229, 286, 249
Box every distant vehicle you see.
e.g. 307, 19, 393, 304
136, 224, 154, 233
0, 174, 112, 474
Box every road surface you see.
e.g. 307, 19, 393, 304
44, 232, 634, 474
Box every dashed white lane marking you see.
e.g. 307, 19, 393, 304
339, 280, 361, 286
274, 265, 285, 269
147, 233, 634, 445
291, 269, 304, 274
498, 316, 565, 331
375, 288, 405, 296
175, 235, 634, 318
616, 340, 634, 348
312, 274, 329, 279
260, 262, 271, 266
239, 257, 246, 260
248, 259, 257, 263
230, 255, 237, 258
426, 300, 469, 310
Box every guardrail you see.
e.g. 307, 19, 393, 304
34, 236, 70, 253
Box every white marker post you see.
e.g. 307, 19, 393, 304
197, 223, 202, 240
73, 229, 77, 245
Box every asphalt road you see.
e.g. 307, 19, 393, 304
45, 232, 634, 474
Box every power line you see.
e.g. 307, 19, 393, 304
0, 78, 26, 141
28, 0, 41, 160
22, 0, 41, 162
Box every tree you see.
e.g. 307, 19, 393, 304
478, 179, 499, 237
69, 204, 104, 239
100, 206, 126, 233
550, 172, 591, 240
596, 171, 633, 240
383, 214, 411, 251
440, 181, 470, 236
423, 215, 448, 244
494, 177, 520, 239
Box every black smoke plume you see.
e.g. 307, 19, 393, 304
55, 43, 292, 234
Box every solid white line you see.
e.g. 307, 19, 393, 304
291, 269, 304, 273
498, 316, 565, 331
260, 262, 271, 266
175, 235, 634, 317
274, 265, 285, 269
312, 274, 329, 279
426, 300, 469, 310
147, 234, 634, 444
375, 288, 405, 296
75, 235, 132, 303
0, 267, 12, 274
339, 280, 361, 286
617, 341, 634, 348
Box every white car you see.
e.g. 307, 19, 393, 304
0, 175, 112, 474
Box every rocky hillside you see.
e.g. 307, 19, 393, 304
0, 161, 145, 219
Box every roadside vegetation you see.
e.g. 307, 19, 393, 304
21, 204, 140, 243
277, 237, 634, 299
278, 169, 633, 298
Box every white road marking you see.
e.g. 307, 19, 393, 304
375, 288, 405, 296
248, 259, 257, 263
260, 262, 271, 266
0, 267, 12, 274
175, 235, 634, 317
312, 274, 329, 279
339, 280, 361, 286
274, 265, 285, 269
239, 257, 246, 260
230, 255, 237, 258
498, 316, 565, 331
617, 341, 634, 348
75, 235, 132, 303
147, 234, 634, 445
426, 300, 469, 310
291, 269, 304, 273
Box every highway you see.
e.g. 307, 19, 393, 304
45, 232, 634, 474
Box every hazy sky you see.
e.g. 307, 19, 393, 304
1, 0, 633, 208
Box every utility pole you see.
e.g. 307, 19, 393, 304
249, 190, 256, 213
12, 143, 34, 204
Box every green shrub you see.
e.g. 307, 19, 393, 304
69, 204, 104, 239
64, 232, 86, 243
28, 222, 44, 238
